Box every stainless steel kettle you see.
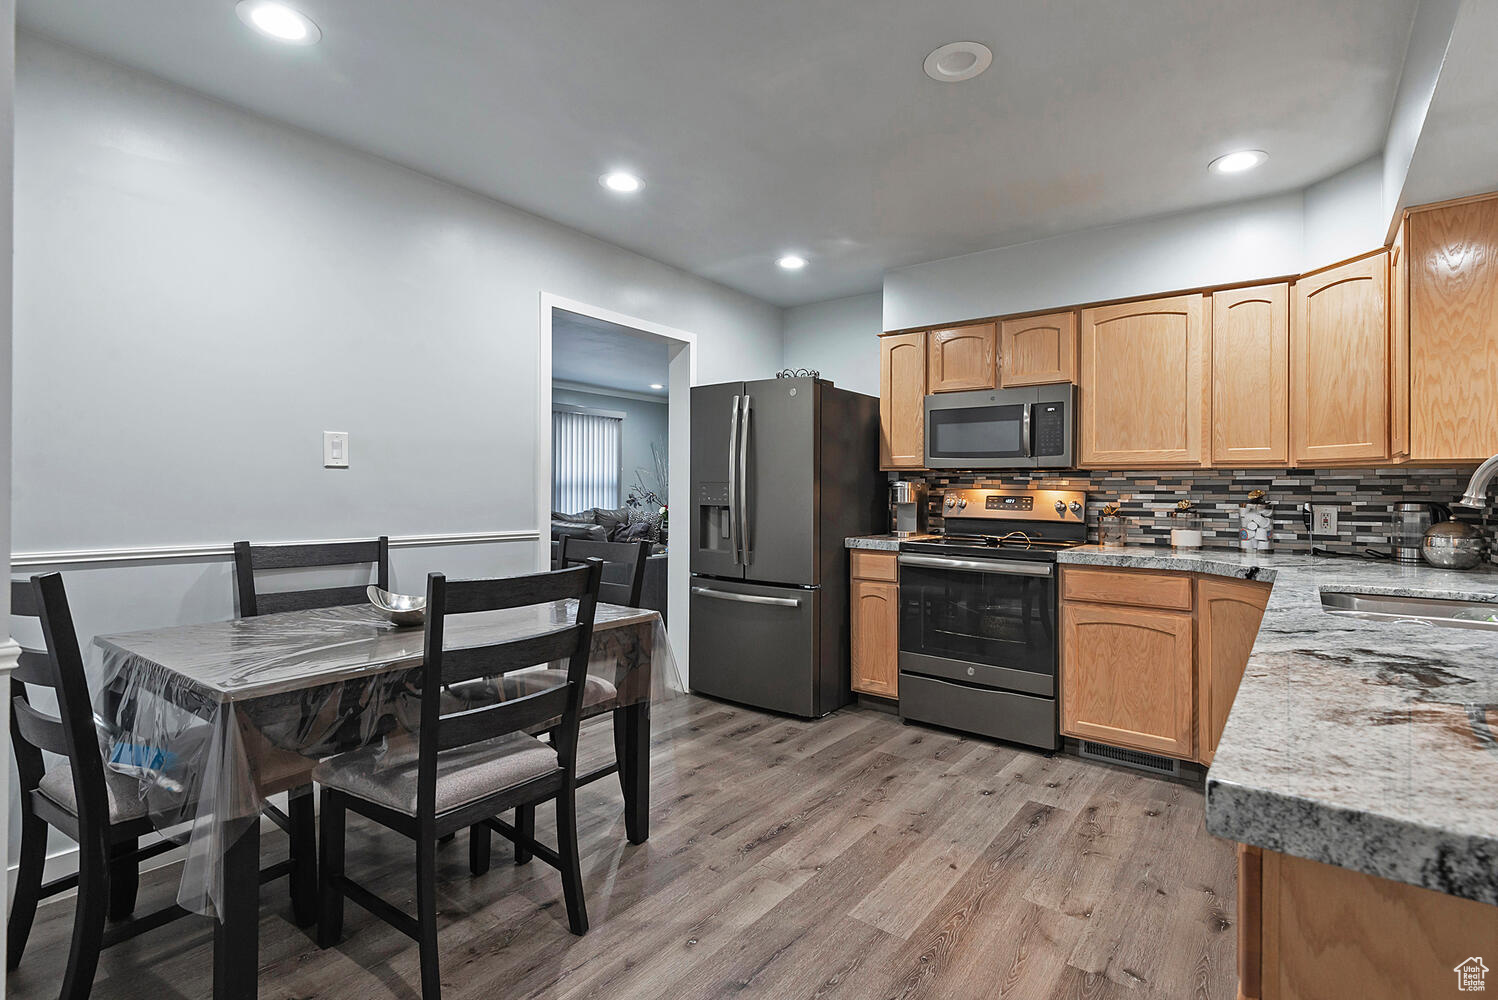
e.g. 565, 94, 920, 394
1422, 519, 1488, 569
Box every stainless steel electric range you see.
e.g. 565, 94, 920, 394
897, 488, 1087, 750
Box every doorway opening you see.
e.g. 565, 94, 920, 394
537, 294, 696, 680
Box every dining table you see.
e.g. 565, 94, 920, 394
91, 600, 678, 1000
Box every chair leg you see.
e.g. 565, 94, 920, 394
513, 805, 535, 865
555, 788, 588, 936
415, 835, 442, 1000
317, 789, 345, 948
59, 843, 109, 1000
468, 823, 491, 876
7, 811, 47, 969
107, 835, 140, 920
287, 785, 318, 928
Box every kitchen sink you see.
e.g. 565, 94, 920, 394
1321, 592, 1498, 631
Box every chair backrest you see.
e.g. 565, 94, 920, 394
9, 574, 114, 834
555, 536, 650, 607
233, 537, 390, 617
417, 560, 603, 815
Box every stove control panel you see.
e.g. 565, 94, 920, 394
939, 489, 1087, 522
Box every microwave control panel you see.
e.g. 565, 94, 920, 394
1033, 403, 1067, 457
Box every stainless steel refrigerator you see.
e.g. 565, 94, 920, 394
689, 377, 882, 717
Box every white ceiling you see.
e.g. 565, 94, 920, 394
19, 0, 1418, 307
551, 310, 669, 398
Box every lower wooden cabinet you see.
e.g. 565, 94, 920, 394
1196, 577, 1271, 766
1060, 600, 1195, 757
850, 552, 898, 698
1237, 845, 1498, 1000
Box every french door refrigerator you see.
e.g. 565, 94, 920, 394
689, 377, 881, 717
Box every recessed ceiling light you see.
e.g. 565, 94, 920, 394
1208, 149, 1269, 175
924, 42, 993, 83
600, 171, 643, 194
236, 1, 321, 44
649, 383, 665, 390
776, 254, 808, 271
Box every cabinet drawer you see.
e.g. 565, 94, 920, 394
850, 549, 898, 582
1061, 566, 1192, 611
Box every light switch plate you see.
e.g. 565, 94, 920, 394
323, 431, 349, 468
1312, 504, 1338, 535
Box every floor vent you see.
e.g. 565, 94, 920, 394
1079, 740, 1180, 776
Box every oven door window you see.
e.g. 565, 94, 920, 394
927, 404, 1027, 462
899, 564, 1055, 675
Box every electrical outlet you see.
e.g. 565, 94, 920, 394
323, 431, 349, 469
1311, 504, 1338, 536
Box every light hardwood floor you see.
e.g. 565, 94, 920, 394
6, 697, 1237, 1000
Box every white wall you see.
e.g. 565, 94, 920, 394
551, 385, 669, 508
1382, 0, 1461, 225
779, 292, 882, 397
1, 0, 15, 980
9, 35, 783, 859
1303, 156, 1387, 270
882, 191, 1307, 332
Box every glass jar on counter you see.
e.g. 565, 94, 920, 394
1099, 503, 1129, 547
1168, 499, 1203, 548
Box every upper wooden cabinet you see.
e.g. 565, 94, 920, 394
1409, 195, 1498, 461
1389, 219, 1410, 460
926, 323, 997, 393
1291, 251, 1390, 465
1211, 283, 1289, 466
1078, 293, 1209, 467
999, 311, 1077, 387
879, 332, 926, 469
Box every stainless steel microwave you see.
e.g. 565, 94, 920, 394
923, 384, 1075, 469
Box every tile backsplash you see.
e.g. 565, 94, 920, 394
913, 466, 1491, 555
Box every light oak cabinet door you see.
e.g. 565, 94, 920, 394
1389, 219, 1410, 460
999, 311, 1077, 386
1290, 252, 1390, 464
1060, 601, 1195, 757
850, 578, 898, 698
1196, 577, 1271, 766
1211, 283, 1289, 466
879, 332, 926, 469
1409, 196, 1498, 461
1078, 294, 1209, 467
926, 323, 997, 393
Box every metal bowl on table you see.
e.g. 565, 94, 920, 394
367, 585, 427, 626
1422, 520, 1488, 570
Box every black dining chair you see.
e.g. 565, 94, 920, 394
480, 536, 650, 872
231, 535, 391, 923
314, 560, 603, 1000
6, 574, 309, 998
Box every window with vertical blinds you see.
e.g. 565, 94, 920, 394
552, 407, 622, 512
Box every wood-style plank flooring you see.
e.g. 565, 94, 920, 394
6, 696, 1237, 1000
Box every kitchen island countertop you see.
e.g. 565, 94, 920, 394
1057, 545, 1498, 904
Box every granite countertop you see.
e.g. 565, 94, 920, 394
1058, 544, 1498, 904
845, 533, 936, 551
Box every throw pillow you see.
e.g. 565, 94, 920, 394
626, 507, 663, 542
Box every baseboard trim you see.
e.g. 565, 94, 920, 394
11, 529, 541, 568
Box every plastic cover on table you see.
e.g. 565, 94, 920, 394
92, 602, 681, 917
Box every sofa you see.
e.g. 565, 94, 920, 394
549, 507, 668, 623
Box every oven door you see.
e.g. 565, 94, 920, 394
897, 553, 1056, 696
924, 389, 1037, 469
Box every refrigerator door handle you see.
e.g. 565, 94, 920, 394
738, 395, 752, 564
727, 394, 742, 564
691, 585, 801, 608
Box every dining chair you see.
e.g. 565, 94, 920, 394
314, 559, 604, 1000
482, 536, 650, 871
6, 574, 309, 998
231, 534, 391, 923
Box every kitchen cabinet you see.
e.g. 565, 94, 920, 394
926, 323, 997, 393
1408, 194, 1498, 461
1060, 580, 1195, 758
1211, 283, 1289, 466
1389, 218, 1410, 460
1196, 577, 1271, 766
1237, 846, 1498, 1000
999, 311, 1077, 387
1290, 251, 1390, 464
1078, 293, 1209, 467
879, 332, 926, 469
850, 551, 898, 699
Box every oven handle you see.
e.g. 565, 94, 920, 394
897, 553, 1054, 577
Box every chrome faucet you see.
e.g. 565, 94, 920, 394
1456, 453, 1498, 508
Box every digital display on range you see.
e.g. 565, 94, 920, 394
985, 495, 1033, 510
